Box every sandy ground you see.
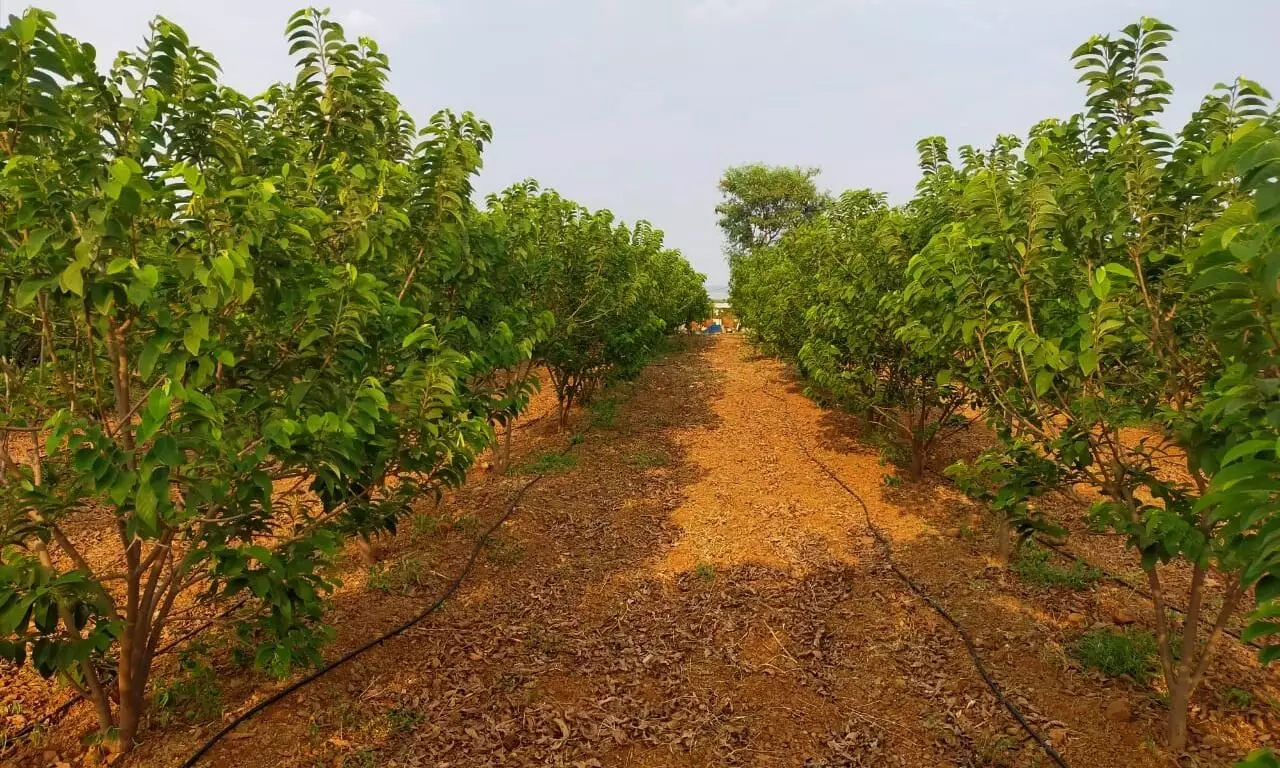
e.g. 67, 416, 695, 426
5, 336, 1277, 768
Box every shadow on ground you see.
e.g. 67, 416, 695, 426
126, 339, 732, 766
105, 337, 1279, 768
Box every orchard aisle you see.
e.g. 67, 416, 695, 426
129, 337, 1268, 768
621, 335, 1177, 768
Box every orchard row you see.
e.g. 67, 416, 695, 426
0, 7, 708, 751
724, 18, 1279, 754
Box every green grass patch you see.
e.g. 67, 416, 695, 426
1073, 628, 1158, 682
484, 534, 525, 565
386, 706, 426, 734
975, 734, 1018, 767
589, 397, 620, 429
511, 451, 578, 475
367, 557, 430, 594
695, 562, 716, 582
446, 513, 482, 537
1012, 545, 1102, 590
410, 511, 441, 540
626, 449, 670, 469
151, 644, 223, 726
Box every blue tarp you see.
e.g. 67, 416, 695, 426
704, 323, 723, 334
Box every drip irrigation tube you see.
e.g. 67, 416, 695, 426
0, 696, 79, 756
1031, 536, 1261, 652
805, 442, 1073, 768
5, 416, 584, 762
761, 383, 1073, 768
0, 598, 248, 756
180, 468, 551, 766
155, 597, 251, 657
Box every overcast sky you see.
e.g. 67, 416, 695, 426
13, 0, 1280, 285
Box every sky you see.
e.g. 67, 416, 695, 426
10, 0, 1280, 286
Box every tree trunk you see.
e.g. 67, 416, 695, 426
115, 657, 144, 752
33, 540, 115, 734
356, 532, 379, 566
1167, 674, 1191, 752
120, 608, 158, 751
494, 366, 521, 474
996, 517, 1012, 564
497, 420, 514, 473
908, 437, 925, 480
558, 388, 574, 430
109, 317, 143, 754
82, 662, 114, 733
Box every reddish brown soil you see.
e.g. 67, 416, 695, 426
5, 336, 1277, 768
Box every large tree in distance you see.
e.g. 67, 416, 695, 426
715, 164, 826, 253
718, 164, 827, 357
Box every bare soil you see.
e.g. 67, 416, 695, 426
5, 335, 1277, 767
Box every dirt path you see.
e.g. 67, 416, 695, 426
26, 336, 1274, 767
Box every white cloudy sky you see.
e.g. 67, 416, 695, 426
13, 0, 1280, 284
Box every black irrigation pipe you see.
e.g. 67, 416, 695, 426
761, 385, 1073, 768
1031, 535, 1262, 652
806, 443, 1073, 768
0, 695, 79, 755
0, 597, 250, 756
181, 438, 577, 767
7, 399, 589, 759
514, 414, 548, 431
155, 597, 252, 657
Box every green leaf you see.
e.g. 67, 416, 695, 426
1235, 748, 1279, 768
151, 436, 182, 467
16, 278, 46, 307
109, 471, 136, 506
254, 642, 274, 669
109, 157, 133, 186
134, 479, 158, 530
1089, 270, 1111, 301
17, 10, 40, 43
1222, 439, 1275, 466
34, 600, 58, 633
402, 324, 437, 349
1078, 349, 1099, 376
59, 262, 85, 296
139, 338, 164, 378
0, 593, 37, 635
1257, 575, 1280, 605
133, 264, 159, 289
1190, 266, 1248, 293
22, 227, 54, 256
1034, 370, 1054, 396
184, 315, 209, 355
212, 254, 234, 284
116, 186, 142, 215
1242, 616, 1280, 644
136, 388, 172, 444
298, 328, 327, 351
0, 639, 26, 666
